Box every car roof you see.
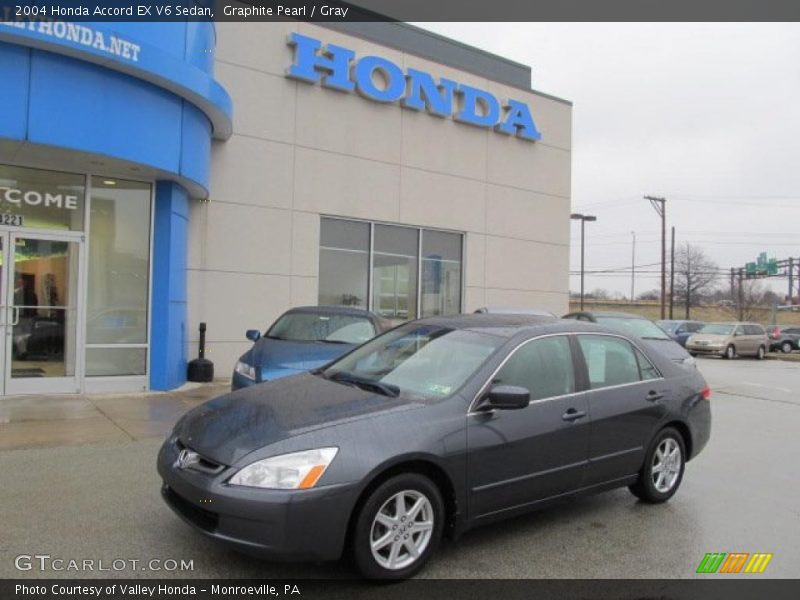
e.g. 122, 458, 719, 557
409, 313, 619, 340
285, 305, 377, 318
475, 306, 557, 317
567, 311, 648, 320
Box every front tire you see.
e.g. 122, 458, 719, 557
629, 427, 686, 503
781, 341, 793, 354
724, 345, 736, 359
352, 473, 444, 580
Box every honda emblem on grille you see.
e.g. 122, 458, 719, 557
176, 448, 201, 470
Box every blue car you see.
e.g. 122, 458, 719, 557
232, 306, 386, 390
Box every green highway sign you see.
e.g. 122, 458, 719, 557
746, 252, 779, 277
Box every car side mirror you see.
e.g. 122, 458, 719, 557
480, 385, 530, 410
245, 329, 261, 342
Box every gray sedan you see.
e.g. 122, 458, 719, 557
158, 315, 711, 579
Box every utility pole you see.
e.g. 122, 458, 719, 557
730, 267, 735, 305
630, 231, 636, 303
737, 268, 745, 321
571, 213, 597, 311
669, 226, 676, 319
645, 195, 667, 319
789, 257, 794, 305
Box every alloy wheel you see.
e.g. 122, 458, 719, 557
651, 437, 682, 493
369, 490, 434, 571
782, 342, 793, 354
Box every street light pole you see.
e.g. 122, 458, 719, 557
631, 231, 636, 302
644, 195, 667, 319
571, 213, 597, 311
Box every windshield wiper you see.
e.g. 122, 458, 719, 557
328, 372, 400, 397
641, 336, 670, 341
316, 339, 351, 344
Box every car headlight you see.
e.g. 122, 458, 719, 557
234, 360, 256, 380
682, 356, 697, 368
686, 336, 694, 345
228, 447, 338, 489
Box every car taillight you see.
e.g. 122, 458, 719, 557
701, 386, 711, 400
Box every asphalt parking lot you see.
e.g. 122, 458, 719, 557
1, 356, 798, 580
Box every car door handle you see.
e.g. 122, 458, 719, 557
562, 408, 586, 422
646, 391, 664, 402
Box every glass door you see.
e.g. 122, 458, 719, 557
3, 231, 83, 395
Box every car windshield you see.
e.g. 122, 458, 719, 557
266, 312, 376, 344
699, 323, 735, 335
657, 320, 680, 333
594, 316, 671, 340
320, 324, 504, 400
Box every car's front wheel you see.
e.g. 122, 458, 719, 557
781, 341, 793, 354
352, 473, 444, 579
629, 427, 686, 503
724, 345, 736, 359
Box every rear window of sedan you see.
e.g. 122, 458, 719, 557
593, 317, 671, 340
268, 313, 376, 344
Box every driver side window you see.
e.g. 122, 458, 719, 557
493, 336, 575, 401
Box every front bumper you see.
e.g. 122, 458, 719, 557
157, 438, 360, 562
686, 344, 725, 356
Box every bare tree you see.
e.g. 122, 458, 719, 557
673, 244, 720, 318
736, 279, 767, 322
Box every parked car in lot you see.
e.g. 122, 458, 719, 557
768, 325, 800, 354
563, 311, 696, 368
685, 322, 768, 359
160, 315, 711, 579
657, 320, 705, 347
231, 306, 386, 390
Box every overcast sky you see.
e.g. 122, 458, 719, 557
414, 23, 800, 299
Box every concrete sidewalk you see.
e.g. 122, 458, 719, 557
0, 382, 229, 451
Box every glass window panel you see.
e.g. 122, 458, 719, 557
374, 224, 417, 256
421, 258, 461, 317
86, 178, 151, 346
319, 248, 369, 308
578, 335, 641, 390
493, 336, 575, 400
320, 217, 369, 251
85, 347, 146, 376
0, 164, 85, 230
422, 230, 462, 262
373, 253, 417, 322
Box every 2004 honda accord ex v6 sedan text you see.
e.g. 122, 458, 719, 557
158, 315, 711, 579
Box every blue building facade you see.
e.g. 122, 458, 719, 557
0, 20, 231, 394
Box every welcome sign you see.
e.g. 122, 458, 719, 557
286, 33, 542, 142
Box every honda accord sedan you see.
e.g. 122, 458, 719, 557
158, 315, 711, 579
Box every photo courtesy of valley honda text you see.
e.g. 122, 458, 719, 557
0, 18, 571, 397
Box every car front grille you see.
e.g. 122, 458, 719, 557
163, 485, 219, 533
175, 439, 226, 475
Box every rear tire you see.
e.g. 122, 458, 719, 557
352, 473, 444, 580
724, 345, 736, 359
781, 341, 793, 354
756, 345, 766, 360
629, 427, 686, 503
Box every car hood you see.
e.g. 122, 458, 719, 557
640, 338, 692, 363
243, 338, 355, 380
175, 373, 418, 466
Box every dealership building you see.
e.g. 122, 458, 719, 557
0, 18, 572, 395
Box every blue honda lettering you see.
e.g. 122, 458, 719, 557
354, 56, 406, 103
496, 99, 542, 141
455, 84, 500, 128
401, 69, 457, 117
286, 33, 541, 142
286, 32, 354, 92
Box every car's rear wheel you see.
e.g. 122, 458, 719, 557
724, 345, 736, 359
629, 427, 686, 503
352, 473, 444, 580
756, 345, 766, 360
781, 341, 793, 354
